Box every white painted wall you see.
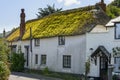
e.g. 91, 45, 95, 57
10, 35, 86, 74
86, 25, 120, 77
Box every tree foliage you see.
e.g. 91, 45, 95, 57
36, 4, 62, 18
111, 0, 120, 8
112, 47, 120, 57
0, 39, 10, 80
11, 52, 25, 72
107, 0, 120, 18
0, 61, 10, 80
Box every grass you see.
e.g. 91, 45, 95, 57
25, 69, 85, 80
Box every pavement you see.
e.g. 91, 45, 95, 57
9, 72, 62, 80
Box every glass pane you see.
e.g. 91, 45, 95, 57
116, 23, 120, 38
41, 55, 46, 65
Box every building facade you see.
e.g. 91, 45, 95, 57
7, 0, 117, 79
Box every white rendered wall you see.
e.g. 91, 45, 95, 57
10, 35, 86, 74
86, 25, 120, 77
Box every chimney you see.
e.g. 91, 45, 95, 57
3, 29, 5, 38
101, 0, 104, 3
96, 0, 106, 12
20, 9, 25, 40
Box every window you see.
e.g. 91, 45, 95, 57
115, 23, 120, 39
114, 57, 120, 70
63, 55, 71, 68
41, 55, 46, 65
34, 39, 40, 46
12, 47, 16, 53
114, 57, 120, 64
58, 36, 65, 45
11, 45, 17, 53
35, 54, 38, 64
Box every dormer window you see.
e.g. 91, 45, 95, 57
115, 23, 120, 39
34, 39, 40, 46
58, 36, 65, 45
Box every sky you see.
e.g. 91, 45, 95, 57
0, 0, 113, 33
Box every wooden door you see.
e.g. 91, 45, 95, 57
100, 57, 108, 80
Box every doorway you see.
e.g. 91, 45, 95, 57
100, 57, 108, 80
25, 46, 29, 67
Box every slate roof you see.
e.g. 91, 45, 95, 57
106, 16, 120, 27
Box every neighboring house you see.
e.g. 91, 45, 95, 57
86, 15, 120, 79
6, 0, 110, 78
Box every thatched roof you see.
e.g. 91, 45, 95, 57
7, 6, 110, 41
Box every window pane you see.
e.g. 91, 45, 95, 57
58, 36, 65, 45
35, 39, 40, 46
41, 55, 46, 65
63, 55, 71, 68
116, 23, 120, 39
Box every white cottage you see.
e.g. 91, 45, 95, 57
86, 16, 120, 79
6, 0, 110, 78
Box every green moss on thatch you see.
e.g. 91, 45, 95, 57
7, 6, 101, 41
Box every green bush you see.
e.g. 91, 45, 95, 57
11, 52, 25, 72
42, 67, 50, 75
0, 39, 10, 80
112, 74, 120, 80
0, 61, 10, 80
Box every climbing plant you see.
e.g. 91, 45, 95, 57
112, 47, 120, 57
85, 58, 90, 80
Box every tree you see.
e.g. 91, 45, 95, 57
107, 5, 120, 18
106, 0, 120, 18
11, 52, 25, 72
36, 4, 62, 18
0, 39, 10, 65
0, 39, 10, 80
111, 0, 120, 8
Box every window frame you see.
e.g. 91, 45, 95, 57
41, 55, 47, 65
63, 55, 71, 68
58, 36, 65, 45
34, 38, 40, 46
115, 22, 120, 39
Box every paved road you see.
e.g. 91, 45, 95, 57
9, 72, 62, 80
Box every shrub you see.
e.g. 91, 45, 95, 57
0, 39, 10, 80
0, 61, 10, 80
42, 67, 49, 74
112, 74, 118, 80
11, 52, 25, 72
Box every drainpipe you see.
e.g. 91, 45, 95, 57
30, 27, 33, 69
